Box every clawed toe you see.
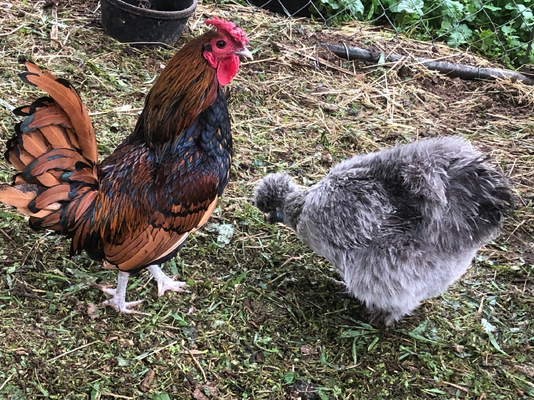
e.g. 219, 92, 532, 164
93, 267, 192, 314
148, 265, 190, 297
96, 271, 149, 315
156, 279, 189, 297
98, 286, 117, 296
102, 298, 147, 315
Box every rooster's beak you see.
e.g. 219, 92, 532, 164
234, 46, 253, 60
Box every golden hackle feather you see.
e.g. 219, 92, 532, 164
63, 188, 98, 253
71, 190, 98, 221
134, 32, 219, 146
71, 218, 93, 255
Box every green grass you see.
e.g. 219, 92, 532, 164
0, 0, 533, 399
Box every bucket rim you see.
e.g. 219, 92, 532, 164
102, 0, 198, 19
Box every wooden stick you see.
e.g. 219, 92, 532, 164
278, 43, 360, 77
0, 24, 26, 37
188, 348, 207, 382
46, 340, 100, 363
51, 2, 59, 49
321, 43, 534, 86
0, 372, 15, 391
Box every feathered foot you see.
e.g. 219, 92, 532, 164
366, 304, 414, 326
99, 271, 147, 315
367, 307, 396, 326
148, 265, 188, 297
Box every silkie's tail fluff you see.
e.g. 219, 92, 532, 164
0, 62, 99, 253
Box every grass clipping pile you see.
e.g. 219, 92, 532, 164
0, 0, 533, 399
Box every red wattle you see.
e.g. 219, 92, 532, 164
216, 55, 240, 86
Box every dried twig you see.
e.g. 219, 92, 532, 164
46, 340, 100, 363
0, 24, 25, 37
279, 43, 360, 77
50, 1, 59, 49
188, 348, 207, 383
322, 43, 534, 85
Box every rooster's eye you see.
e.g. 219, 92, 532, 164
216, 40, 226, 49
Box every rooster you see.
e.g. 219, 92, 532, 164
0, 17, 252, 313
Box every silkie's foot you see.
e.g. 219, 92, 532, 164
366, 304, 398, 326
366, 304, 413, 326
148, 265, 189, 297
96, 271, 148, 315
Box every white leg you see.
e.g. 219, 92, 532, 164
148, 265, 188, 297
100, 271, 146, 314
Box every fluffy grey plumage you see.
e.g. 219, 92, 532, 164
252, 136, 514, 325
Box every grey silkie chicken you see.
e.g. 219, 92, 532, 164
252, 136, 514, 325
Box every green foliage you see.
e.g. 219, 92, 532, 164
318, 0, 534, 67
315, 0, 365, 21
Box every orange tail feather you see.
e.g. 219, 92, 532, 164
1, 62, 99, 246
19, 62, 98, 164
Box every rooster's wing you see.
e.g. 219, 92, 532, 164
95, 119, 229, 273
101, 180, 219, 272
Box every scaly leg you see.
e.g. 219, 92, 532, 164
148, 265, 188, 297
100, 271, 146, 314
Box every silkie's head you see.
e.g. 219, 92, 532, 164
252, 172, 298, 224
202, 17, 253, 86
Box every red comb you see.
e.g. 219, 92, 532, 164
204, 17, 248, 46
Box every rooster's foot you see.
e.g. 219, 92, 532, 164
97, 271, 148, 315
148, 265, 189, 297
101, 288, 146, 314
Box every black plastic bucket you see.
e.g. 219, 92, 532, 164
101, 0, 197, 46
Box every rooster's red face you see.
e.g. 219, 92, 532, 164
202, 17, 253, 86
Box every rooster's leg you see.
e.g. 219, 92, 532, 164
101, 271, 146, 314
148, 265, 188, 297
